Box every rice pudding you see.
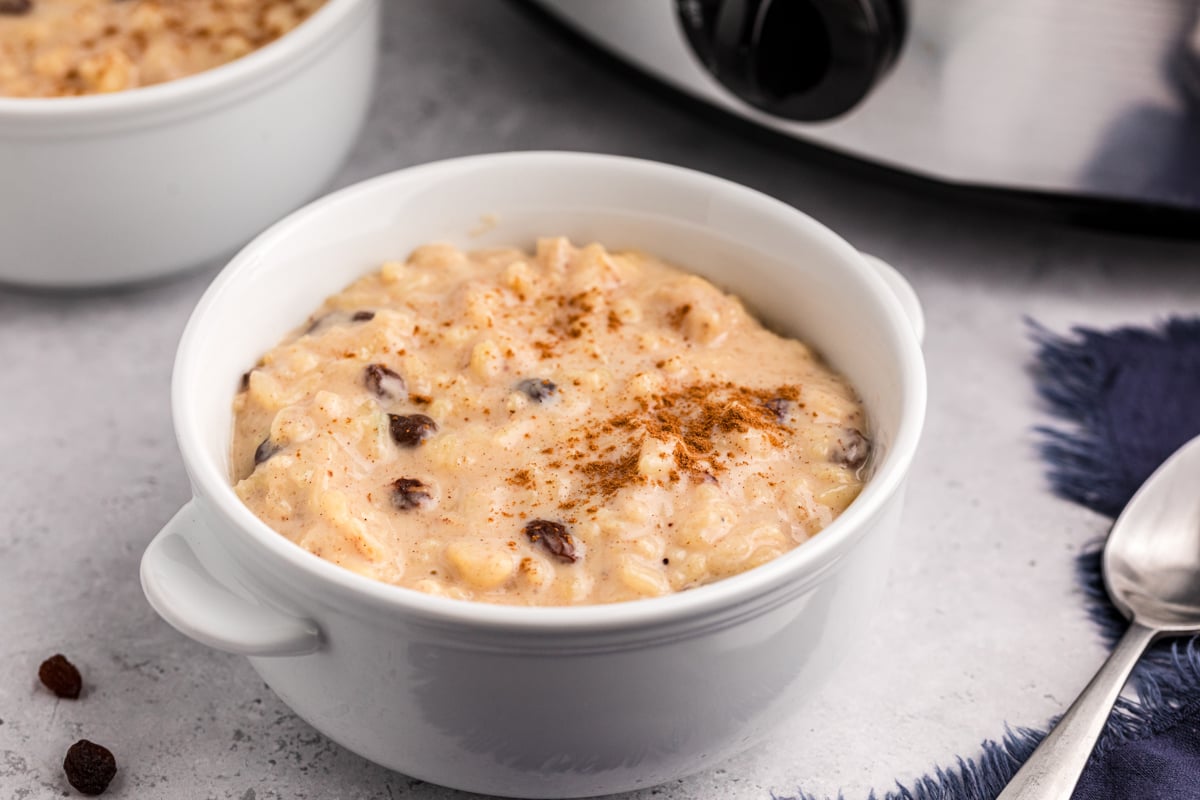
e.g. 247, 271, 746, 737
231, 238, 870, 606
0, 0, 325, 97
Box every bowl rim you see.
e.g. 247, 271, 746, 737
0, 0, 369, 116
174, 151, 927, 633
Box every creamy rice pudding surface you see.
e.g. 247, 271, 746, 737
232, 238, 870, 606
0, 0, 324, 98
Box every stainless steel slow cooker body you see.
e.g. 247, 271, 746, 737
533, 0, 1200, 219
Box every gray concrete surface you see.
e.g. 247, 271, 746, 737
3, 2, 1200, 799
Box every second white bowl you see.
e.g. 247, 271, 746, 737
0, 0, 380, 288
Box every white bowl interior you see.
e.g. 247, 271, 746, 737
179, 154, 919, 609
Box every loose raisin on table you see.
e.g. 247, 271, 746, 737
63, 739, 116, 796
0, 0, 32, 15
391, 478, 432, 510
833, 429, 869, 470
364, 364, 406, 400
38, 654, 82, 699
351, 310, 375, 322
524, 519, 577, 563
388, 414, 437, 447
516, 378, 557, 402
254, 437, 278, 465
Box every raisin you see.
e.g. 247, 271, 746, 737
239, 371, 252, 392
254, 437, 278, 465
524, 519, 577, 563
38, 654, 82, 699
391, 478, 432, 510
389, 414, 437, 447
764, 397, 789, 423
363, 364, 406, 400
0, 0, 32, 15
833, 429, 870, 470
309, 310, 374, 332
516, 378, 557, 402
63, 740, 116, 796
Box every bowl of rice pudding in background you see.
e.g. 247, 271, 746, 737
140, 152, 927, 797
0, 0, 379, 288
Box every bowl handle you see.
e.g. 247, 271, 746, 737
860, 253, 925, 345
141, 502, 322, 656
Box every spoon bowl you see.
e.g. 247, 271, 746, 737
1104, 434, 1200, 631
999, 432, 1200, 798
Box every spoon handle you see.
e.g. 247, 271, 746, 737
996, 620, 1158, 799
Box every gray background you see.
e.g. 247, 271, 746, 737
3, 2, 1200, 798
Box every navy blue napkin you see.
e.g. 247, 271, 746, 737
780, 318, 1200, 800
1035, 318, 1200, 800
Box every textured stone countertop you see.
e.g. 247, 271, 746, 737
3, 3, 1200, 799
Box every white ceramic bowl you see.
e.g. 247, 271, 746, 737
141, 152, 926, 797
0, 0, 379, 288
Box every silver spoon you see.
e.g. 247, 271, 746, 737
997, 432, 1200, 798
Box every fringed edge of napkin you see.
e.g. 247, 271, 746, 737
777, 318, 1200, 800
773, 730, 1044, 800
1031, 317, 1200, 516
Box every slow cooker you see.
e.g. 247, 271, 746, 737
529, 0, 1200, 229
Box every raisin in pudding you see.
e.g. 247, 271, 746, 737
0, 0, 325, 98
232, 238, 870, 606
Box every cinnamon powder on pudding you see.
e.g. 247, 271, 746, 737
557, 382, 803, 503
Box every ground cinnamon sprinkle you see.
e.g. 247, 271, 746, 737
508, 469, 534, 489
667, 304, 692, 329
579, 450, 643, 498
515, 381, 805, 509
